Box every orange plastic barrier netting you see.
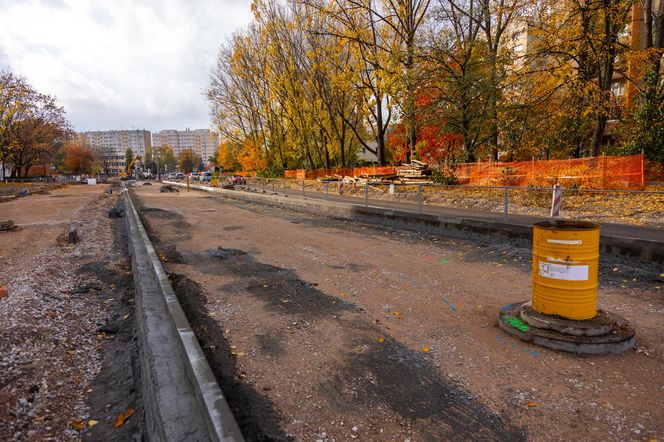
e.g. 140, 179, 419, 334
454, 154, 645, 190
245, 154, 657, 190
285, 166, 397, 180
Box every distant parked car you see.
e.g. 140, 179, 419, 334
199, 171, 213, 182
168, 172, 177, 180
190, 173, 200, 181
140, 170, 153, 179
175, 173, 184, 180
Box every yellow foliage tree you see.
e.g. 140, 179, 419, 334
237, 139, 266, 171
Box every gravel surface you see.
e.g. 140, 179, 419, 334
134, 185, 664, 441
0, 185, 136, 440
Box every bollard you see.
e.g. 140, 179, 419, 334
282, 179, 285, 194
325, 182, 329, 198
272, 181, 275, 193
302, 179, 305, 197
364, 182, 369, 207
503, 186, 509, 222
417, 184, 423, 213
550, 184, 563, 217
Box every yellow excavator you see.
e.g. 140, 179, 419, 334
120, 155, 143, 179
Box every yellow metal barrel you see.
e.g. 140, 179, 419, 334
532, 220, 600, 320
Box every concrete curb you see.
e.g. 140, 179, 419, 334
162, 181, 663, 262
123, 190, 244, 442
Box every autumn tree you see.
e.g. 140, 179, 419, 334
217, 141, 241, 171
60, 141, 95, 175
0, 70, 72, 178
178, 150, 203, 173
152, 145, 177, 175
124, 147, 135, 167
622, 0, 664, 162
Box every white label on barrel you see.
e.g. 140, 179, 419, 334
546, 239, 582, 245
539, 262, 589, 281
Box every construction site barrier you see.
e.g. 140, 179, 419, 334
284, 166, 397, 180
284, 155, 648, 190
236, 154, 659, 190
454, 154, 645, 190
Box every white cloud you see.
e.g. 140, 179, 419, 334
0, 0, 253, 132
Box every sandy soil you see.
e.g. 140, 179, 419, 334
133, 185, 664, 442
0, 184, 141, 440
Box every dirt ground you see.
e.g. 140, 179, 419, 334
0, 184, 141, 440
133, 185, 664, 442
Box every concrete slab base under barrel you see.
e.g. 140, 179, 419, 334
498, 302, 635, 355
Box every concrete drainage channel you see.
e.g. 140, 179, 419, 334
123, 190, 244, 441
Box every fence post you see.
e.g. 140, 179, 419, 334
272, 180, 275, 193
282, 178, 285, 194
503, 186, 509, 222
364, 182, 369, 207
641, 149, 645, 190
418, 184, 423, 213
262, 179, 265, 193
302, 179, 305, 197
550, 184, 563, 217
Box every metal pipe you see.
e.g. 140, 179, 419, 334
418, 184, 423, 213
364, 182, 369, 207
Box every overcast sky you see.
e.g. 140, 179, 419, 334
0, 0, 253, 133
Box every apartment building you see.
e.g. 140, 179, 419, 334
152, 128, 219, 161
81, 130, 152, 174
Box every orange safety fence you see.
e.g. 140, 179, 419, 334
454, 154, 645, 190
284, 166, 397, 180
232, 154, 662, 190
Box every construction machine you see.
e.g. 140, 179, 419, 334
120, 155, 143, 179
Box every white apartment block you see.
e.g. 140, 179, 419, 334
152, 128, 219, 162
82, 130, 152, 174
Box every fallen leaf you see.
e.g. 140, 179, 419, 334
88, 419, 99, 427
86, 388, 93, 393
391, 311, 401, 317
527, 402, 537, 407
113, 408, 135, 428
420, 347, 431, 353
71, 420, 85, 430
34, 416, 45, 422
377, 337, 385, 343
236, 352, 247, 357
123, 314, 130, 320
229, 345, 237, 349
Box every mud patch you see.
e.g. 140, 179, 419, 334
84, 199, 143, 441
135, 202, 192, 243
178, 247, 525, 440
169, 273, 288, 441
223, 225, 244, 231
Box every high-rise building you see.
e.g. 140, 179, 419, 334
152, 128, 219, 162
81, 130, 152, 174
